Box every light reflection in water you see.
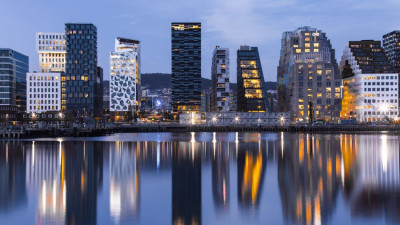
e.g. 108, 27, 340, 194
0, 133, 399, 225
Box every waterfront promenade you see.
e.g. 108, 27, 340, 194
2, 124, 400, 139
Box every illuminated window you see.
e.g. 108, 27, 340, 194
308, 76, 313, 80
305, 37, 310, 41
305, 33, 310, 36
335, 87, 340, 92
305, 43, 310, 48
314, 49, 319, 52
296, 49, 301, 53
244, 79, 261, 88
314, 43, 319, 47
316, 70, 322, 75
299, 105, 304, 109
293, 45, 298, 48
326, 88, 331, 92
305, 49, 310, 52
326, 70, 332, 75
242, 69, 258, 78
299, 99, 304, 103
335, 93, 340, 98
245, 89, 263, 98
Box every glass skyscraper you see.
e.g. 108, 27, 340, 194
171, 22, 201, 113
63, 23, 103, 117
236, 46, 268, 112
0, 48, 29, 112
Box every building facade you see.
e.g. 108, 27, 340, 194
63, 23, 103, 117
27, 73, 61, 113
36, 32, 66, 73
277, 26, 341, 122
340, 40, 398, 122
237, 46, 268, 112
211, 46, 230, 112
110, 37, 141, 115
383, 31, 400, 72
0, 49, 29, 112
171, 22, 201, 113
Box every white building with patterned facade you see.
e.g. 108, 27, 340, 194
36, 32, 66, 73
110, 37, 141, 115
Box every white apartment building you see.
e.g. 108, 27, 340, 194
110, 37, 141, 112
211, 46, 230, 112
27, 73, 61, 113
36, 32, 66, 73
340, 41, 398, 122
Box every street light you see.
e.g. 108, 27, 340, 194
280, 116, 284, 126
212, 116, 217, 125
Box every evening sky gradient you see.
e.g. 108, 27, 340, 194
1, 0, 400, 82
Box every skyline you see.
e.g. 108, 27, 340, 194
1, 0, 400, 82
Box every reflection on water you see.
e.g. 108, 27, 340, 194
0, 133, 399, 224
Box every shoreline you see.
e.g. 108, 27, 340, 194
2, 124, 400, 139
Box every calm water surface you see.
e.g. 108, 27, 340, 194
0, 132, 399, 225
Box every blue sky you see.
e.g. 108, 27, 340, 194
1, 0, 400, 82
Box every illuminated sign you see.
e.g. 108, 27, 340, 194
312, 32, 320, 37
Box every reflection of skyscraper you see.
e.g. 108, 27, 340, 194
0, 142, 27, 210
212, 142, 230, 209
344, 135, 400, 222
172, 141, 201, 225
64, 142, 102, 225
278, 134, 340, 225
25, 141, 66, 224
109, 141, 140, 223
237, 142, 266, 208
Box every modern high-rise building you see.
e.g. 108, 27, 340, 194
340, 40, 398, 122
277, 27, 341, 122
236, 46, 268, 112
383, 31, 400, 72
26, 73, 61, 113
0, 49, 29, 112
63, 23, 103, 117
110, 37, 141, 121
171, 22, 201, 113
211, 46, 230, 112
36, 32, 66, 73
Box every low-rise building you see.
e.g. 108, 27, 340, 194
179, 112, 289, 126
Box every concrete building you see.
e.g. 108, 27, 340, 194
110, 38, 141, 113
171, 23, 201, 113
0, 49, 29, 112
340, 40, 398, 122
237, 46, 269, 112
277, 26, 341, 122
211, 46, 230, 112
36, 32, 66, 73
383, 31, 400, 72
26, 73, 61, 113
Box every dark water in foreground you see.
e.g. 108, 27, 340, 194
0, 132, 399, 225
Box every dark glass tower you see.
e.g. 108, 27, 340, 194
236, 46, 268, 112
383, 31, 400, 72
171, 22, 201, 113
63, 23, 102, 117
0, 49, 29, 112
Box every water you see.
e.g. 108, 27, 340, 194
0, 132, 398, 225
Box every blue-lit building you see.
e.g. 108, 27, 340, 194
236, 46, 269, 112
171, 22, 201, 113
63, 23, 103, 117
0, 49, 29, 112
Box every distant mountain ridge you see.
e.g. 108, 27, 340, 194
140, 73, 277, 92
